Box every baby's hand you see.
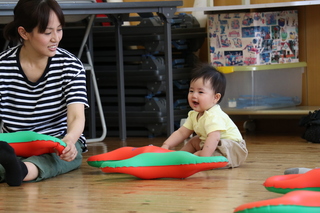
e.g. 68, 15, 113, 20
161, 144, 170, 150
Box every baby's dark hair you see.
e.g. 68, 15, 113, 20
3, 0, 65, 43
190, 64, 226, 103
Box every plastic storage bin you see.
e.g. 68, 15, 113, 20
220, 67, 303, 110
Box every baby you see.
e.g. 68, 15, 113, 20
161, 64, 248, 168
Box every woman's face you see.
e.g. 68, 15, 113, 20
22, 10, 63, 57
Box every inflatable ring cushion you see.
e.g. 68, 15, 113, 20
234, 190, 320, 213
0, 131, 66, 157
100, 151, 229, 179
87, 145, 173, 168
263, 168, 320, 194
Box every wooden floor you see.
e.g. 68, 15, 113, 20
1, 132, 319, 213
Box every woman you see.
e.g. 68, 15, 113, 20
0, 0, 88, 186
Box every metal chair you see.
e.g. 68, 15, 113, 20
58, 0, 107, 143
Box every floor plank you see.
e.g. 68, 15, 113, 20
0, 132, 319, 213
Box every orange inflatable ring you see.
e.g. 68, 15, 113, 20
234, 190, 320, 213
87, 145, 173, 168
263, 168, 320, 194
100, 151, 228, 179
0, 131, 66, 157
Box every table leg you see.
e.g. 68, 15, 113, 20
164, 19, 174, 136
113, 15, 127, 141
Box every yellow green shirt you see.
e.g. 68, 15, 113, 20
183, 105, 243, 142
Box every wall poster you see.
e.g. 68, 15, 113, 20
208, 10, 299, 66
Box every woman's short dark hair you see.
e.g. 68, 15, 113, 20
3, 0, 65, 42
190, 63, 227, 104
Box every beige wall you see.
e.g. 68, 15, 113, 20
304, 5, 320, 105
123, 0, 194, 7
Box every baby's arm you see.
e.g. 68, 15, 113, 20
194, 130, 221, 157
161, 126, 194, 150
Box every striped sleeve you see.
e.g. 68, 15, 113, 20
51, 48, 89, 107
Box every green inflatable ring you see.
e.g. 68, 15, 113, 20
0, 131, 66, 157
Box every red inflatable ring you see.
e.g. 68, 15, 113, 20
264, 168, 320, 194
234, 190, 320, 213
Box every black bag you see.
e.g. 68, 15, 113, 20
299, 109, 320, 143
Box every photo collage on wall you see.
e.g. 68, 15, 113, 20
208, 10, 299, 67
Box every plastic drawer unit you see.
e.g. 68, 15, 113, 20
220, 64, 305, 110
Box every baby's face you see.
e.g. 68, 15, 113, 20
188, 78, 220, 113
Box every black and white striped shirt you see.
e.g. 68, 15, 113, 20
0, 45, 89, 152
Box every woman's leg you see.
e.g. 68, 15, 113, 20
0, 141, 28, 186
24, 162, 39, 181
0, 141, 83, 184
22, 141, 83, 182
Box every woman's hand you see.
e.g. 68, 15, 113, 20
59, 142, 78, 162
